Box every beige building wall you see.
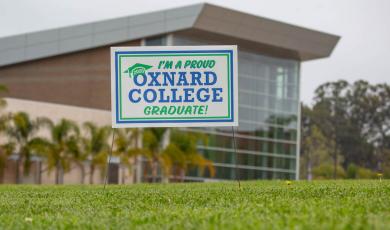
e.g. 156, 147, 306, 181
4, 98, 111, 126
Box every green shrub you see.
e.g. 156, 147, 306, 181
347, 164, 375, 179
347, 163, 358, 178
382, 166, 390, 179
356, 167, 376, 179
313, 163, 346, 179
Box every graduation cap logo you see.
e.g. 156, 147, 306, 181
124, 63, 153, 78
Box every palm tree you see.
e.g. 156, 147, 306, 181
36, 119, 80, 184
142, 128, 167, 183
0, 85, 7, 109
0, 142, 14, 183
67, 134, 87, 184
0, 85, 10, 183
114, 128, 147, 184
162, 129, 215, 182
82, 122, 111, 184
5, 112, 46, 183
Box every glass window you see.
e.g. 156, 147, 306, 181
172, 35, 300, 181
145, 36, 166, 46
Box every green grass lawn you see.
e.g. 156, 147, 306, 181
0, 180, 389, 229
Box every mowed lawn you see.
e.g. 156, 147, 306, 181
0, 180, 389, 229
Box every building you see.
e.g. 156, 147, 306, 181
0, 3, 339, 183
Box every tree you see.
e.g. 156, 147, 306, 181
114, 128, 146, 184
67, 132, 86, 184
142, 128, 167, 182
140, 128, 215, 183
36, 119, 80, 184
0, 142, 14, 183
304, 80, 390, 179
82, 122, 111, 184
361, 83, 390, 172
301, 104, 341, 180
313, 80, 349, 179
5, 112, 46, 183
345, 80, 377, 169
162, 129, 215, 182
0, 85, 7, 109
301, 125, 334, 180
0, 85, 11, 183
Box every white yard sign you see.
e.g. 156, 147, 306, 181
111, 46, 238, 128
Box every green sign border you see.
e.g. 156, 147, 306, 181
118, 53, 232, 120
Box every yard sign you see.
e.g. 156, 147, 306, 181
111, 46, 238, 128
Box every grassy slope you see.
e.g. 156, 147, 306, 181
0, 180, 389, 230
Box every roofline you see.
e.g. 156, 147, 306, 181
0, 3, 340, 67
194, 3, 340, 61
202, 3, 339, 38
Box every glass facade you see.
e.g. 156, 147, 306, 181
144, 35, 300, 181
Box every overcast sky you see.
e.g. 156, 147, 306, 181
1, 0, 389, 104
